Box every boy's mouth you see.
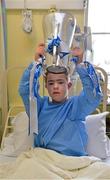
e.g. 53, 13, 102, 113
53, 92, 60, 94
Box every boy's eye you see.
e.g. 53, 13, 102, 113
58, 81, 64, 84
48, 82, 54, 85
47, 80, 65, 86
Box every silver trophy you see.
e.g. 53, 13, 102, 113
43, 11, 76, 69
43, 11, 92, 75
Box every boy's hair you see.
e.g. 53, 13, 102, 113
45, 65, 69, 77
44, 65, 70, 83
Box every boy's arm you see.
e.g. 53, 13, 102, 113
71, 47, 103, 118
76, 63, 102, 117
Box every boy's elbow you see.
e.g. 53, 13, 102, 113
90, 92, 103, 109
18, 84, 24, 96
84, 89, 103, 107
18, 81, 29, 96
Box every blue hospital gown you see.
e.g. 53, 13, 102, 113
19, 62, 102, 156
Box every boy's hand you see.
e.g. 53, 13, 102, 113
71, 47, 83, 64
35, 43, 45, 62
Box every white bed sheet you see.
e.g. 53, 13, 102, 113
0, 148, 110, 179
0, 154, 16, 163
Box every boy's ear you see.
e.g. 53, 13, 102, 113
68, 82, 72, 89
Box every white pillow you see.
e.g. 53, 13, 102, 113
0, 112, 31, 157
86, 111, 110, 159
11, 112, 29, 133
12, 112, 32, 155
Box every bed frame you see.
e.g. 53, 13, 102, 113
95, 66, 108, 112
0, 66, 26, 150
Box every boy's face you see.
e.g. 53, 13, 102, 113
45, 73, 71, 103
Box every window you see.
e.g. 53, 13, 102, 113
87, 0, 110, 91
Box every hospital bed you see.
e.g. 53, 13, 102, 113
0, 65, 110, 179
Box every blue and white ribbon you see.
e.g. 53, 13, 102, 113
70, 56, 79, 63
33, 56, 45, 97
33, 64, 42, 98
29, 56, 45, 138
46, 36, 69, 59
84, 61, 102, 96
47, 36, 61, 54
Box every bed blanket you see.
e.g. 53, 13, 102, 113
0, 148, 110, 179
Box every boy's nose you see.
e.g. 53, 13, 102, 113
53, 82, 58, 89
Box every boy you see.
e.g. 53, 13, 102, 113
19, 43, 102, 156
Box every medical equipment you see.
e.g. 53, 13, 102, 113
22, 0, 32, 33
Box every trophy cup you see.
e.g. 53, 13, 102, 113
43, 11, 77, 72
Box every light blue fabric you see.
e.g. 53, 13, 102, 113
19, 62, 102, 156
